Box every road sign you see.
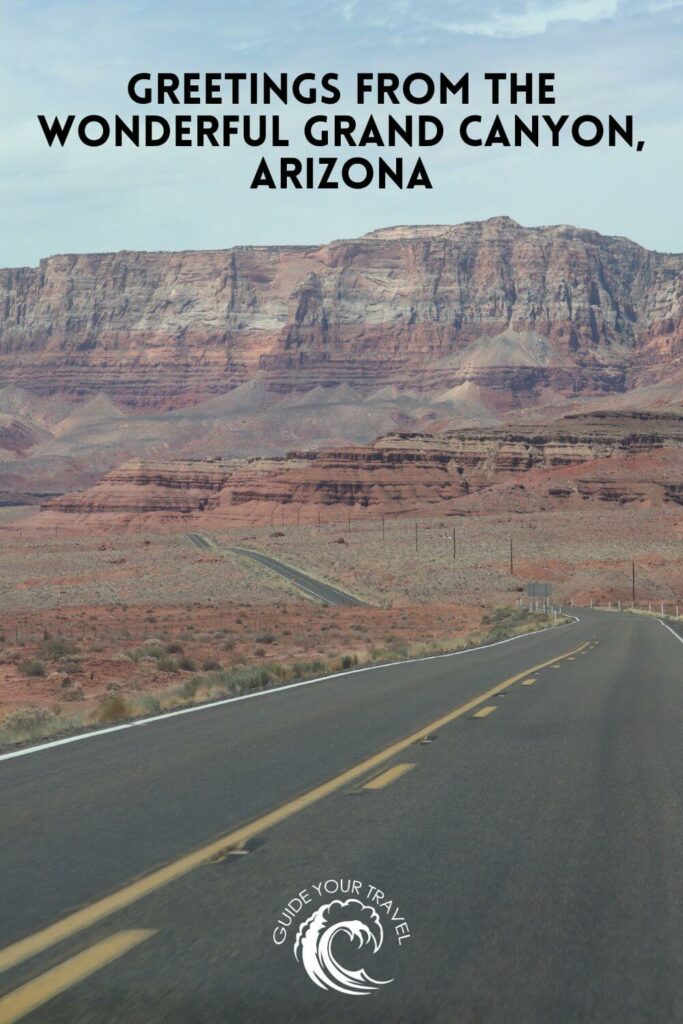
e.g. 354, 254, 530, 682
527, 582, 553, 597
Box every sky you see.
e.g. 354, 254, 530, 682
0, 0, 681, 266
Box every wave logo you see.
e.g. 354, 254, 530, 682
293, 898, 392, 996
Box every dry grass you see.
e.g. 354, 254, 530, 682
0, 531, 289, 613
0, 608, 565, 751
214, 505, 683, 607
1, 504, 680, 617
0, 497, 677, 752
0, 599, 482, 725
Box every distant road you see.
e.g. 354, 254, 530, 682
185, 532, 365, 605
3, 611, 683, 1021
185, 532, 214, 552
227, 546, 367, 606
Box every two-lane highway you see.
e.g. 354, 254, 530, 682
1, 611, 681, 1022
228, 547, 367, 606
185, 533, 367, 605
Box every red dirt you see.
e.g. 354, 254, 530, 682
0, 601, 482, 719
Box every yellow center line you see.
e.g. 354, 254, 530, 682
362, 763, 415, 790
0, 931, 155, 1024
0, 638, 589, 975
472, 705, 497, 718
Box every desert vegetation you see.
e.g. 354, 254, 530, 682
217, 505, 682, 609
0, 500, 678, 752
0, 605, 564, 750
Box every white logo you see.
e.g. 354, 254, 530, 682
294, 898, 391, 995
273, 878, 410, 996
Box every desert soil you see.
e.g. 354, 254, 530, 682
0, 504, 680, 728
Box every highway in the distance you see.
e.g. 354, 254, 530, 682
228, 546, 367, 606
186, 533, 366, 606
0, 611, 682, 1022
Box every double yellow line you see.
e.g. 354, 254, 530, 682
0, 637, 588, 1016
0, 932, 154, 1023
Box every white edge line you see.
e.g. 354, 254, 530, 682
0, 614, 580, 764
232, 552, 351, 605
280, 578, 338, 603
231, 547, 366, 604
235, 556, 334, 603
659, 619, 683, 644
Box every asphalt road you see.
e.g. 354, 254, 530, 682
227, 547, 367, 606
1, 611, 682, 1022
185, 533, 214, 552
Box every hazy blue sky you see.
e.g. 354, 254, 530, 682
0, 0, 680, 265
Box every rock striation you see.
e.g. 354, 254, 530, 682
42, 412, 683, 525
1, 219, 681, 410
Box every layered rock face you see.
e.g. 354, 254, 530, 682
1, 219, 681, 410
42, 412, 683, 525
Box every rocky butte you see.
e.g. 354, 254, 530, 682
0, 218, 681, 412
41, 412, 683, 529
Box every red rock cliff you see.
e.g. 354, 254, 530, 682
42, 412, 683, 524
1, 219, 680, 410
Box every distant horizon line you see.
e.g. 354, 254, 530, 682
4, 216, 682, 270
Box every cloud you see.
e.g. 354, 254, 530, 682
439, 0, 618, 37
0, 0, 681, 265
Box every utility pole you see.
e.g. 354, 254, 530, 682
453, 527, 456, 561
632, 561, 635, 605
382, 514, 385, 542
415, 522, 418, 552
510, 536, 514, 575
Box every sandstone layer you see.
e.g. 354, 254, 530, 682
1, 219, 681, 412
40, 412, 683, 528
